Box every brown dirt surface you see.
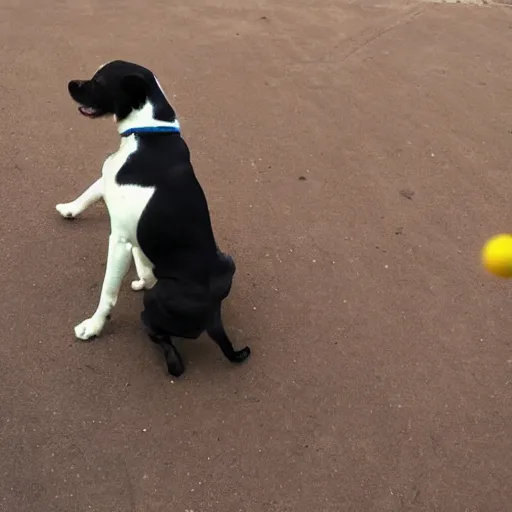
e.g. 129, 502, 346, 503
1, 0, 512, 511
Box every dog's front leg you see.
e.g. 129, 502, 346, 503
74, 233, 132, 340
56, 177, 104, 219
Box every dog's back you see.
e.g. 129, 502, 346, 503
126, 132, 235, 339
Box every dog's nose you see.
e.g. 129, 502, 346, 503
68, 80, 85, 94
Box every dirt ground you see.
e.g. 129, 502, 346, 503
1, 0, 512, 510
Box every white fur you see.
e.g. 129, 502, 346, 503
57, 101, 173, 340
74, 135, 156, 340
131, 246, 157, 291
153, 74, 172, 103
117, 102, 180, 135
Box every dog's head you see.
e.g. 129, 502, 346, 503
68, 60, 171, 122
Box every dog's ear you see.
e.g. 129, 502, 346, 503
120, 73, 148, 110
113, 73, 149, 120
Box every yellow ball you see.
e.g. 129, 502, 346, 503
482, 234, 512, 278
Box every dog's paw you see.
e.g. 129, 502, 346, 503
131, 279, 146, 291
167, 359, 185, 378
131, 276, 156, 291
56, 202, 81, 219
232, 346, 251, 363
74, 317, 105, 341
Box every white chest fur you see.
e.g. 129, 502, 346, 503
102, 136, 155, 245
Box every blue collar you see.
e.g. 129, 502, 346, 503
120, 125, 180, 137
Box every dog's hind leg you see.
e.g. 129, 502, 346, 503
149, 333, 185, 377
130, 246, 157, 291
56, 177, 104, 219
206, 306, 251, 363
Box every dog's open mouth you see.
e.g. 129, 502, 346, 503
78, 106, 101, 118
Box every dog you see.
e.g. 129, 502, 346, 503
56, 60, 251, 377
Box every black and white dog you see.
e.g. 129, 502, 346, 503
56, 60, 250, 377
